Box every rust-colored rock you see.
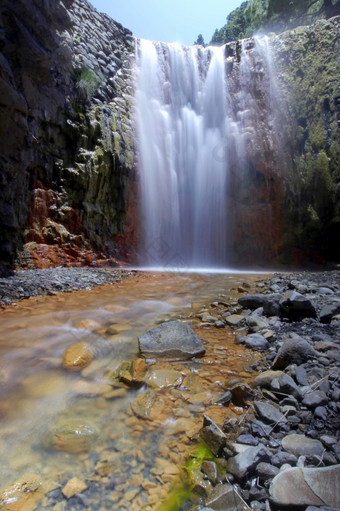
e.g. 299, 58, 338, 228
62, 341, 93, 371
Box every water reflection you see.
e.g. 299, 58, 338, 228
0, 271, 265, 509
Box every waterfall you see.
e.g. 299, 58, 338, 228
135, 37, 280, 269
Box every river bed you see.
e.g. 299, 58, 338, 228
0, 270, 268, 510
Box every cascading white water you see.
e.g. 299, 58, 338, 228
135, 37, 280, 269
135, 40, 230, 269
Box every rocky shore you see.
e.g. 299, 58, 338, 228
188, 271, 340, 510
0, 267, 132, 306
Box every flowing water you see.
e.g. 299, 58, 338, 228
0, 271, 266, 510
135, 37, 280, 269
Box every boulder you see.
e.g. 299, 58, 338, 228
138, 320, 205, 359
282, 434, 324, 457
263, 294, 281, 316
279, 291, 316, 320
238, 294, 265, 309
269, 465, 340, 507
319, 303, 340, 323
272, 334, 317, 369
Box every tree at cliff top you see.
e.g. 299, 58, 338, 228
210, 0, 340, 44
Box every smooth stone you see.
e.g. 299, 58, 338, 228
314, 406, 328, 420
295, 365, 309, 385
276, 372, 302, 398
245, 333, 269, 351
146, 368, 183, 389
246, 314, 269, 332
48, 419, 98, 453
282, 434, 324, 457
253, 370, 284, 388
0, 473, 43, 507
254, 401, 287, 425
269, 465, 340, 507
227, 443, 271, 479
130, 390, 165, 420
302, 390, 329, 409
225, 314, 244, 326
201, 460, 218, 485
62, 341, 93, 371
138, 320, 205, 359
238, 294, 265, 309
237, 434, 259, 446
319, 303, 340, 324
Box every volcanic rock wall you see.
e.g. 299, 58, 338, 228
0, 0, 135, 273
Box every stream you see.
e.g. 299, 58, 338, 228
0, 271, 267, 510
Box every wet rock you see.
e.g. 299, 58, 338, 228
302, 390, 329, 409
62, 477, 87, 499
201, 460, 218, 484
205, 483, 249, 510
269, 465, 340, 507
200, 416, 227, 456
272, 334, 317, 369
254, 401, 287, 426
131, 390, 165, 420
48, 418, 99, 453
62, 341, 93, 371
138, 320, 205, 359
116, 358, 147, 387
0, 473, 43, 509
146, 368, 183, 389
214, 391, 232, 405
226, 443, 271, 479
238, 295, 265, 309
279, 291, 316, 320
281, 434, 324, 457
245, 334, 269, 351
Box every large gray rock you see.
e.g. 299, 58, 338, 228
263, 294, 281, 316
226, 443, 271, 479
272, 334, 317, 369
320, 302, 340, 323
280, 291, 316, 320
238, 294, 266, 309
281, 434, 324, 457
269, 465, 340, 507
138, 320, 205, 359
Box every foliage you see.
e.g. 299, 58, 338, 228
194, 33, 205, 46
209, 0, 340, 45
76, 66, 102, 101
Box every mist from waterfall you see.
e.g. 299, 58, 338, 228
135, 37, 279, 270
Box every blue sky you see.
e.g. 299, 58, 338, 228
89, 0, 243, 45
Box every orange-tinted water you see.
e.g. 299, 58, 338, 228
0, 271, 267, 510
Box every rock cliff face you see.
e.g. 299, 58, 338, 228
222, 17, 340, 267
0, 1, 339, 272
0, 0, 135, 274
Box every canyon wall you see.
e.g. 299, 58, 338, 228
0, 1, 339, 272
0, 0, 135, 274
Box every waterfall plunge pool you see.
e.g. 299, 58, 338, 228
0, 271, 268, 510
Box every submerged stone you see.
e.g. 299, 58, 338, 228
138, 320, 205, 359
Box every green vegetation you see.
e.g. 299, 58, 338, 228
194, 33, 206, 46
210, 0, 340, 45
76, 66, 102, 101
